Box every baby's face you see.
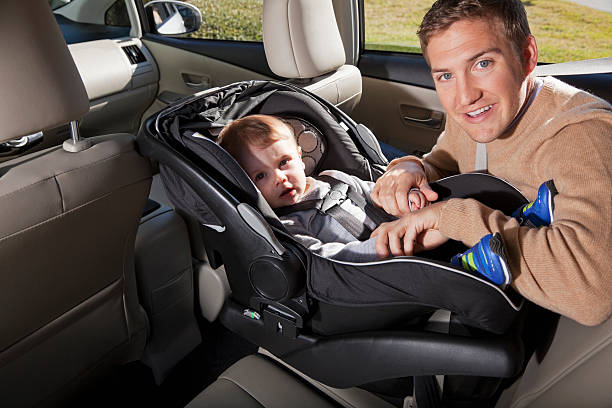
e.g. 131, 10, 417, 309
240, 133, 307, 209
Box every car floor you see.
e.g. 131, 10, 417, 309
69, 319, 258, 408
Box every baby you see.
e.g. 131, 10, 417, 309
218, 114, 388, 262
218, 113, 555, 288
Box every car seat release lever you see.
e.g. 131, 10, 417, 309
263, 305, 299, 338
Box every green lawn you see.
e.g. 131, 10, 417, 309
363, 0, 612, 63
186, 0, 263, 41
173, 0, 610, 63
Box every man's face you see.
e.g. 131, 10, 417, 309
424, 18, 535, 143
239, 128, 307, 209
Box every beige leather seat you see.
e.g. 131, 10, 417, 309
262, 0, 362, 112
186, 352, 398, 408
0, 2, 152, 406
497, 315, 612, 408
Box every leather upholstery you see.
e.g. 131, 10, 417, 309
262, 0, 361, 112
0, 1, 153, 405
263, 0, 345, 78
186, 354, 339, 408
0, 135, 152, 407
0, 0, 89, 142
499, 316, 612, 407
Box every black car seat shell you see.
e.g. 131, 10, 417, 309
136, 80, 540, 407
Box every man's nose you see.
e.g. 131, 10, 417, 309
457, 75, 482, 107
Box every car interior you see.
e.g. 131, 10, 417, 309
1, 0, 611, 407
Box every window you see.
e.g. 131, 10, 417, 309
363, 0, 612, 63
144, 0, 263, 42
51, 0, 131, 44
188, 0, 262, 41
105, 0, 131, 27
363, 0, 428, 54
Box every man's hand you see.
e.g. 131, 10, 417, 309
371, 160, 439, 217
371, 202, 448, 258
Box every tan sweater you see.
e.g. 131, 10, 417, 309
418, 76, 612, 325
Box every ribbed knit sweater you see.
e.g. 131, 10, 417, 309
417, 76, 612, 325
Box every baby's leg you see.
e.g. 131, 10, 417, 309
513, 180, 557, 227
450, 233, 511, 289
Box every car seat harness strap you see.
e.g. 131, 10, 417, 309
275, 174, 396, 241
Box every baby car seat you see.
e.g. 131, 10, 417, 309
138, 80, 552, 406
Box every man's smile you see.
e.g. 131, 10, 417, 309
467, 104, 493, 117
463, 103, 496, 124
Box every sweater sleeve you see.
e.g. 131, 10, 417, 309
438, 120, 612, 326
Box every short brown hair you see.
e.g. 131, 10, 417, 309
418, 0, 531, 57
217, 114, 295, 163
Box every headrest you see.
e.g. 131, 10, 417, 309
0, 0, 89, 143
263, 0, 346, 79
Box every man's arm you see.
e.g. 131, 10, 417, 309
438, 122, 612, 326
371, 127, 461, 216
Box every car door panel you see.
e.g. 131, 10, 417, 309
353, 51, 611, 157
140, 36, 274, 119
353, 52, 444, 155
68, 38, 158, 136
351, 76, 444, 156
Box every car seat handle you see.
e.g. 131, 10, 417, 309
237, 203, 285, 255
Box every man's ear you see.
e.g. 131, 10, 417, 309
523, 35, 538, 76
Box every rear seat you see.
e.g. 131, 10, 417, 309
186, 352, 398, 408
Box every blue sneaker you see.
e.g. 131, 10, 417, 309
513, 180, 557, 227
451, 233, 511, 288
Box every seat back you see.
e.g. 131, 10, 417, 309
262, 0, 362, 112
0, 1, 152, 406
497, 315, 612, 408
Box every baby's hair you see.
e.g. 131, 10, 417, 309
218, 114, 296, 162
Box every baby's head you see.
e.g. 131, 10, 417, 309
218, 114, 307, 208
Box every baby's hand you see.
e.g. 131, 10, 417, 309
408, 188, 429, 212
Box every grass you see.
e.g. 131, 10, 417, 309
160, 0, 610, 63
185, 0, 262, 41
525, 0, 612, 61
363, 0, 612, 63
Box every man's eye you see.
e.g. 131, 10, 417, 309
477, 60, 491, 69
439, 73, 452, 81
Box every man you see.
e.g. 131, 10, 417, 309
370, 0, 612, 325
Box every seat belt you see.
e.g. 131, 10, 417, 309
474, 143, 487, 173
474, 76, 548, 173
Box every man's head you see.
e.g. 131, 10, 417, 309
418, 0, 538, 143
218, 114, 307, 208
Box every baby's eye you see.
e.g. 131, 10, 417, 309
279, 158, 289, 167
254, 173, 265, 181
